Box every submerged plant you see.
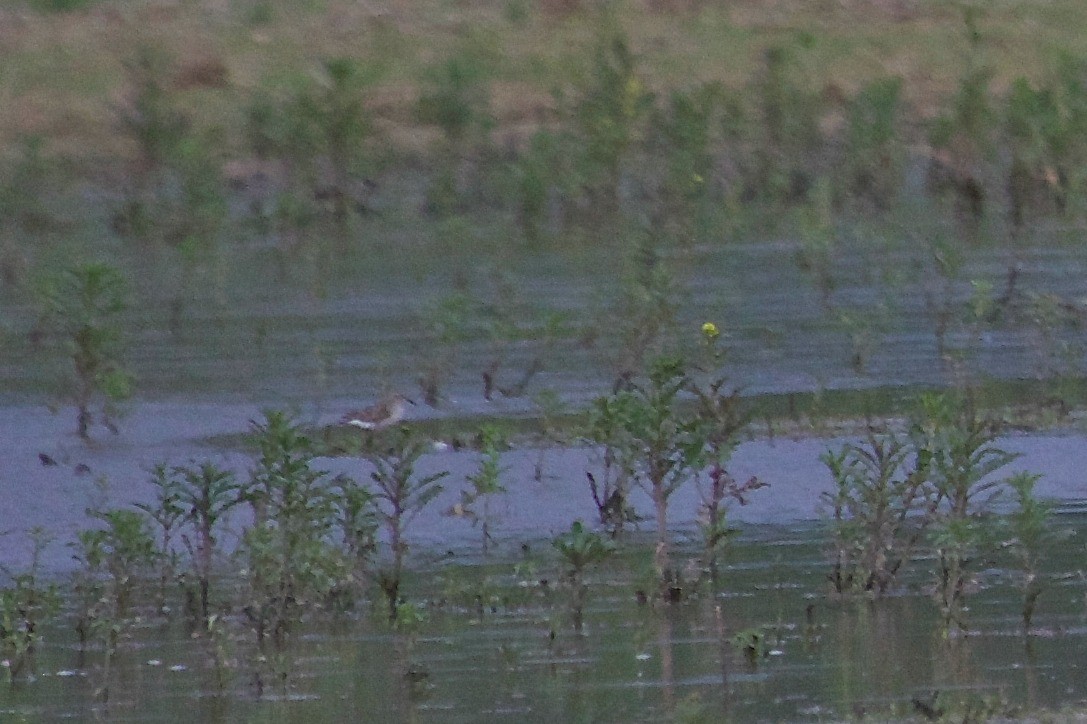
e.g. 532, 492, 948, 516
35, 263, 134, 440
552, 521, 615, 632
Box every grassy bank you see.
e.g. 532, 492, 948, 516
4, 0, 1087, 159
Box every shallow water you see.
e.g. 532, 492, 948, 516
3, 397, 1087, 719
5, 399, 1087, 573
3, 517, 1087, 722
4, 217, 1087, 415
4, 209, 1087, 718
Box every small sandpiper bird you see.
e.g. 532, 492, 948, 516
340, 393, 415, 431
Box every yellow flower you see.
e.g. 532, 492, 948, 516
701, 321, 719, 339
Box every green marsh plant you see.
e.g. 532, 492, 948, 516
511, 130, 566, 242
417, 46, 494, 215
332, 473, 379, 602
0, 529, 60, 682
586, 400, 638, 536
138, 461, 242, 624
135, 464, 185, 613
308, 57, 378, 224
364, 428, 448, 621
552, 521, 615, 632
244, 88, 318, 237
730, 625, 771, 669
246, 56, 378, 235
71, 506, 156, 702
35, 263, 133, 440
417, 47, 493, 148
821, 428, 933, 596
169, 133, 229, 298
1000, 56, 1087, 225
448, 425, 506, 555
914, 229, 966, 367
113, 46, 189, 241
239, 411, 348, 685
175, 462, 242, 626
29, 0, 98, 11
1051, 55, 1087, 217
0, 135, 52, 244
609, 232, 683, 381
1003, 472, 1052, 635
531, 389, 568, 483
593, 355, 706, 595
941, 276, 997, 386
834, 306, 889, 375
840, 77, 905, 211
793, 177, 838, 312
73, 509, 156, 625
911, 393, 1018, 634
926, 59, 996, 226
1005, 77, 1066, 230
746, 43, 823, 208
568, 28, 653, 219
690, 324, 764, 581
477, 269, 568, 401
649, 83, 722, 238
416, 291, 477, 406
1020, 291, 1084, 408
